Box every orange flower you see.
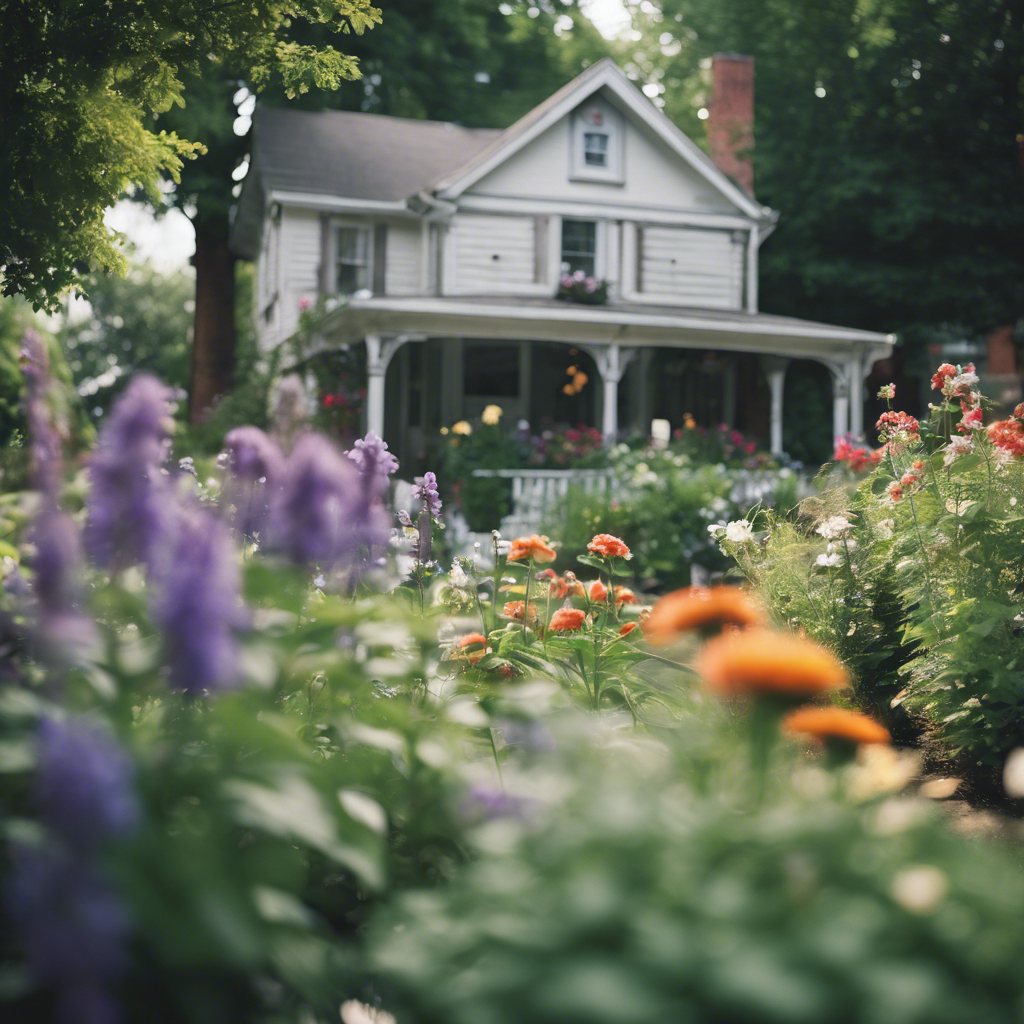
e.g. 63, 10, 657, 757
587, 534, 631, 559
502, 601, 540, 623
619, 622, 638, 637
614, 586, 636, 606
588, 580, 608, 603
643, 586, 764, 644
507, 534, 557, 563
453, 632, 490, 664
697, 628, 850, 698
549, 607, 586, 632
783, 706, 890, 746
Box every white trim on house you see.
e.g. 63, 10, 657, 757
267, 191, 418, 215
431, 59, 772, 224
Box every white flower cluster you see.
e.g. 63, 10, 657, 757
709, 519, 754, 544
815, 515, 852, 540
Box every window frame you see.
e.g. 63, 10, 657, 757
560, 218, 599, 279
569, 101, 624, 184
333, 221, 374, 296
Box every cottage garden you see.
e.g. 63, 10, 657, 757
6, 336, 1024, 1024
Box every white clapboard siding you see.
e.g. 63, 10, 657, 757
280, 209, 321, 293
386, 222, 421, 296
448, 214, 536, 293
639, 226, 744, 309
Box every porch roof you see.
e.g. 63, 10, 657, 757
319, 295, 894, 364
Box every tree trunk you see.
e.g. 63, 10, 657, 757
190, 216, 236, 423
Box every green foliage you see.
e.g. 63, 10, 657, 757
366, 714, 1024, 1024
722, 382, 1024, 764
626, 0, 1024, 354
440, 424, 527, 532
0, 0, 381, 310
63, 260, 194, 418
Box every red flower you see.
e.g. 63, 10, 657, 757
1013, 403, 1024, 421
507, 535, 557, 564
619, 622, 638, 637
324, 394, 335, 407
876, 411, 920, 444
988, 418, 1024, 458
958, 408, 983, 434
588, 580, 608, 603
614, 586, 636, 606
887, 481, 902, 502
454, 632, 490, 664
587, 534, 631, 559
549, 608, 586, 632
930, 363, 957, 391
899, 472, 918, 488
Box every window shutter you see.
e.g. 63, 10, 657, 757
533, 215, 548, 283
635, 225, 644, 293
373, 223, 388, 295
317, 213, 331, 296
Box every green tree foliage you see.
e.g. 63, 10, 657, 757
625, 0, 1024, 363
63, 262, 195, 418
0, 0, 381, 312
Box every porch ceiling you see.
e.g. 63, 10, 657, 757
319, 295, 894, 363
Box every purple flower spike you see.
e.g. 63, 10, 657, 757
222, 426, 285, 538
8, 844, 130, 1024
412, 471, 442, 517
84, 374, 174, 571
274, 433, 361, 568
35, 717, 138, 851
346, 430, 399, 497
30, 508, 83, 618
152, 504, 247, 694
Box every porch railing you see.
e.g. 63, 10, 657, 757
466, 465, 810, 539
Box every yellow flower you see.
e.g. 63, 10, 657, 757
482, 405, 503, 426
452, 421, 473, 435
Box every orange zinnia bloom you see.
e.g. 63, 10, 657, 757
502, 601, 540, 622
587, 534, 631, 559
454, 632, 490, 664
783, 706, 890, 746
643, 586, 764, 644
588, 580, 608, 603
507, 534, 557, 563
697, 628, 850, 697
619, 622, 638, 637
549, 607, 586, 632
614, 586, 636, 606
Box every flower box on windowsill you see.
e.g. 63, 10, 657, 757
556, 272, 609, 306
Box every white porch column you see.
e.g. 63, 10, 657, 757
594, 343, 637, 443
760, 356, 789, 457
848, 349, 865, 439
364, 334, 407, 439
826, 362, 850, 442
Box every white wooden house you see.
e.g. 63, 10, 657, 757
230, 57, 893, 461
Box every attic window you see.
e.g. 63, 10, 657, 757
584, 132, 608, 166
571, 101, 623, 183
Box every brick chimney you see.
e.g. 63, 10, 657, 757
707, 54, 754, 195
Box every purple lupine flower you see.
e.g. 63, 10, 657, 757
20, 328, 62, 499
346, 431, 399, 497
84, 374, 174, 571
412, 472, 442, 517
30, 508, 83, 618
8, 843, 131, 1024
151, 503, 248, 694
221, 426, 286, 538
35, 716, 139, 851
273, 433, 361, 568
460, 785, 533, 822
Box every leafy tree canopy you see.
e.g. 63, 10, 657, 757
0, 0, 381, 312
625, 0, 1024, 363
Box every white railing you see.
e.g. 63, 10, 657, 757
467, 465, 810, 538
471, 468, 618, 537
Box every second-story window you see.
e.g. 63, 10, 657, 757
561, 219, 597, 278
583, 132, 609, 167
336, 225, 371, 294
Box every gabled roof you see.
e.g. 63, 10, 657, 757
249, 107, 501, 203
430, 58, 772, 222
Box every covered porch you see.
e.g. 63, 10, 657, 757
317, 296, 894, 461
